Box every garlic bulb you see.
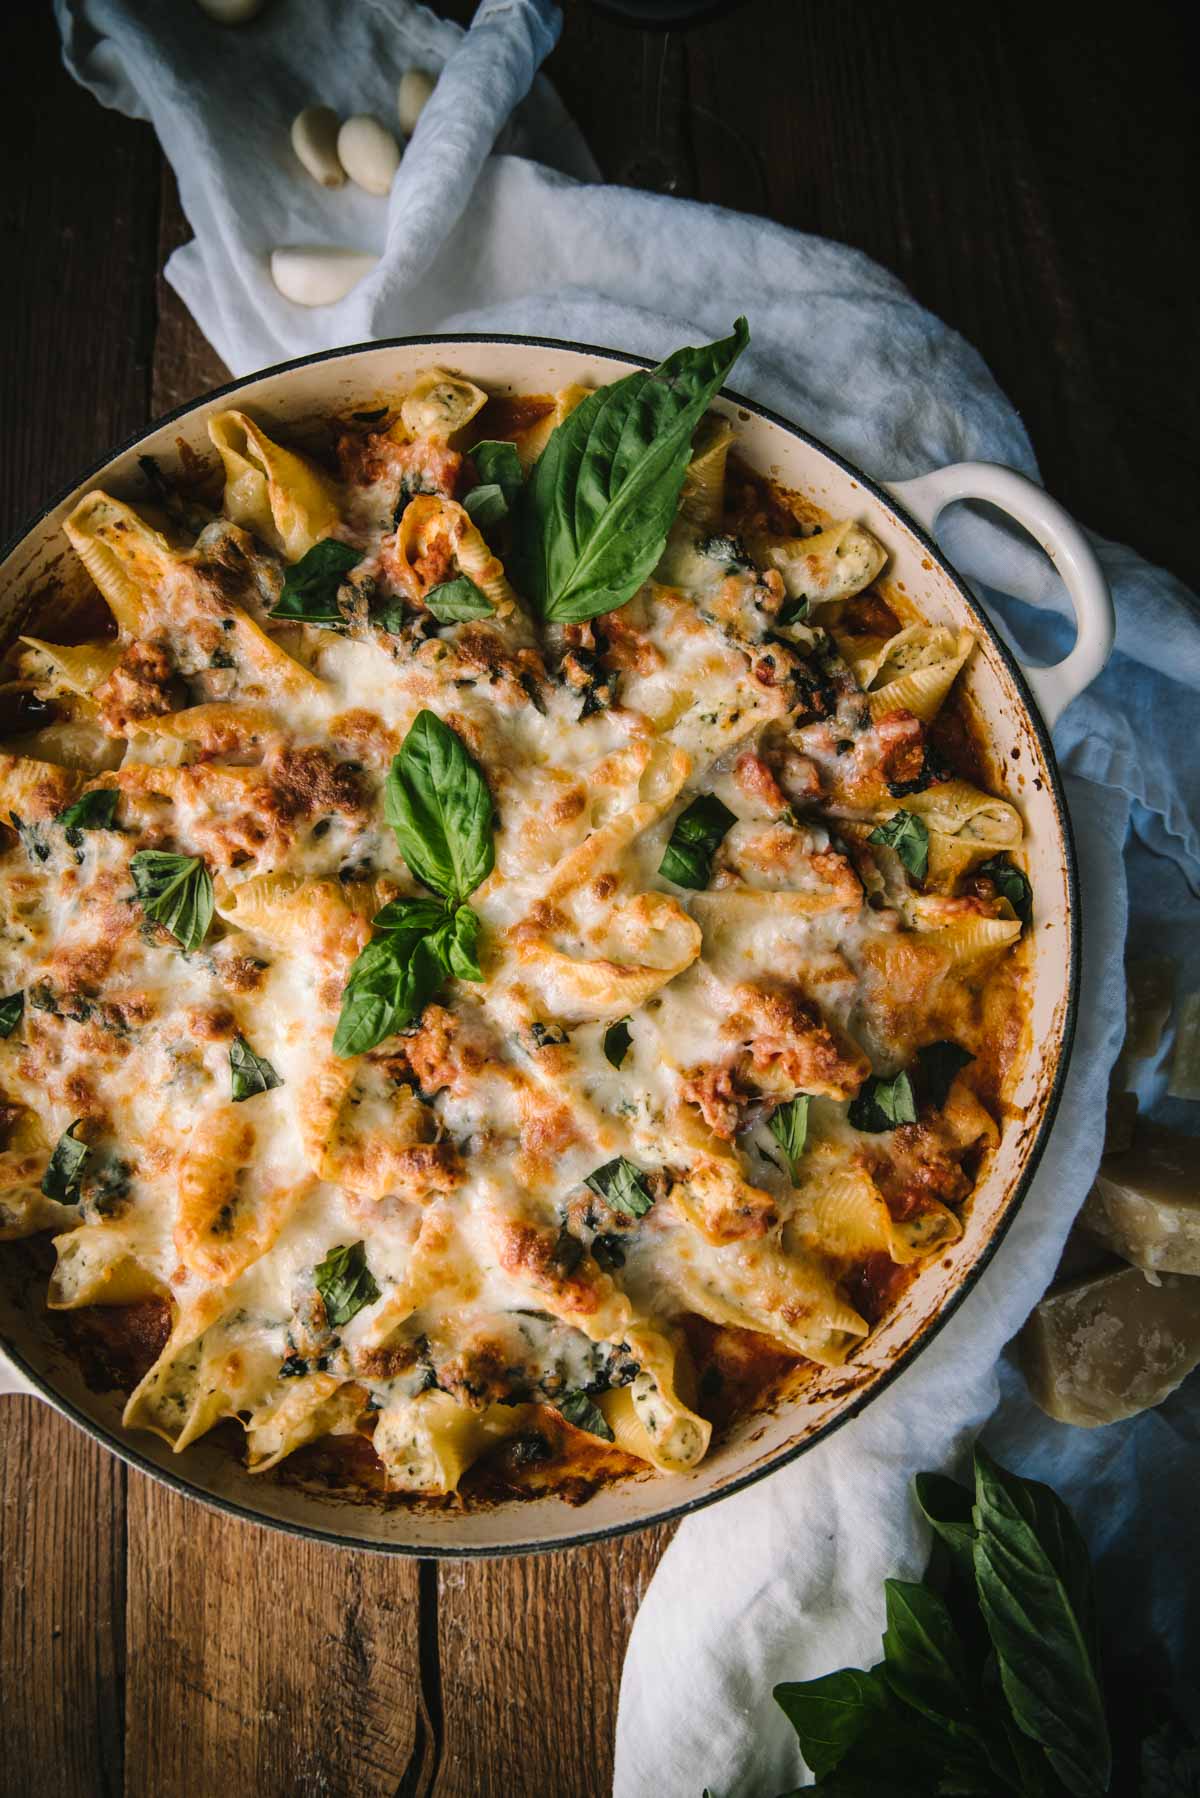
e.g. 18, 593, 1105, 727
270, 247, 379, 308
397, 68, 437, 136
337, 116, 401, 197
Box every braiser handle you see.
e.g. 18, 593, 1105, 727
885, 461, 1114, 729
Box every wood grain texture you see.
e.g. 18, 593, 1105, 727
123, 1473, 423, 1798
436, 1527, 675, 1797
1, 2, 1197, 1793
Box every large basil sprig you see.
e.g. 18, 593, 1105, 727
334, 712, 493, 1057
772, 1445, 1114, 1797
513, 319, 750, 623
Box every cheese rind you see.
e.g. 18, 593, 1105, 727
1020, 1264, 1200, 1427
1081, 1125, 1200, 1275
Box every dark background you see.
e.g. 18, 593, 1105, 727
0, 2, 1197, 1793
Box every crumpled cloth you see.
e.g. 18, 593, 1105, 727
56, 3, 1200, 1790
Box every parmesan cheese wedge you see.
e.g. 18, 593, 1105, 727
1020, 1265, 1200, 1427
1080, 1125, 1200, 1276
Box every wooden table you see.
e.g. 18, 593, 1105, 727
1, 4, 1195, 1793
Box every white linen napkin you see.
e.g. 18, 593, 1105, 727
56, 5, 1200, 1790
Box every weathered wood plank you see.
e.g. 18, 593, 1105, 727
435, 1525, 675, 1798
0, 12, 159, 1798
123, 1472, 424, 1798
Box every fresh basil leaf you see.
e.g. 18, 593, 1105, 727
471, 439, 523, 503
41, 1120, 90, 1202
428, 903, 484, 983
774, 1667, 893, 1780
270, 537, 363, 624
462, 483, 508, 530
371, 896, 451, 938
914, 1471, 977, 1579
916, 1042, 974, 1110
313, 1240, 380, 1328
371, 594, 409, 635
333, 929, 448, 1057
603, 1016, 633, 1069
881, 1579, 976, 1733
658, 793, 736, 889
513, 319, 750, 624
129, 849, 214, 953
0, 991, 23, 1038
971, 1446, 1110, 1798
768, 1094, 811, 1179
867, 809, 929, 882
585, 1155, 655, 1219
229, 1034, 282, 1102
848, 1069, 917, 1132
384, 709, 495, 903
56, 787, 119, 842
557, 1389, 615, 1442
977, 854, 1033, 927
423, 574, 494, 623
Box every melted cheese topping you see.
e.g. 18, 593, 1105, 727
0, 378, 1029, 1498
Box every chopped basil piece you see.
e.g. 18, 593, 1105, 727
557, 1389, 615, 1442
768, 1094, 811, 1179
371, 594, 409, 635
279, 1352, 310, 1378
270, 537, 363, 624
0, 992, 23, 1038
229, 1034, 282, 1102
603, 1016, 633, 1069
55, 787, 119, 843
9, 812, 49, 863
585, 1155, 655, 1219
777, 596, 810, 628
513, 320, 749, 624
867, 810, 929, 882
422, 575, 494, 623
384, 709, 495, 904
659, 793, 736, 889
698, 533, 754, 574
849, 1069, 918, 1133
313, 1240, 380, 1328
41, 1120, 90, 1202
129, 850, 214, 953
977, 854, 1033, 926
916, 1041, 973, 1109
591, 1232, 626, 1271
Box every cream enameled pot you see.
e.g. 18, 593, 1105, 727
0, 336, 1113, 1555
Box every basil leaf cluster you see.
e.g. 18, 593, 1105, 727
463, 439, 524, 530
334, 711, 493, 1057
512, 319, 750, 624
773, 1446, 1114, 1796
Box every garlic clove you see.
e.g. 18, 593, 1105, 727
193, 0, 268, 20
337, 115, 402, 198
397, 68, 437, 137
291, 107, 346, 189
270, 247, 379, 308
